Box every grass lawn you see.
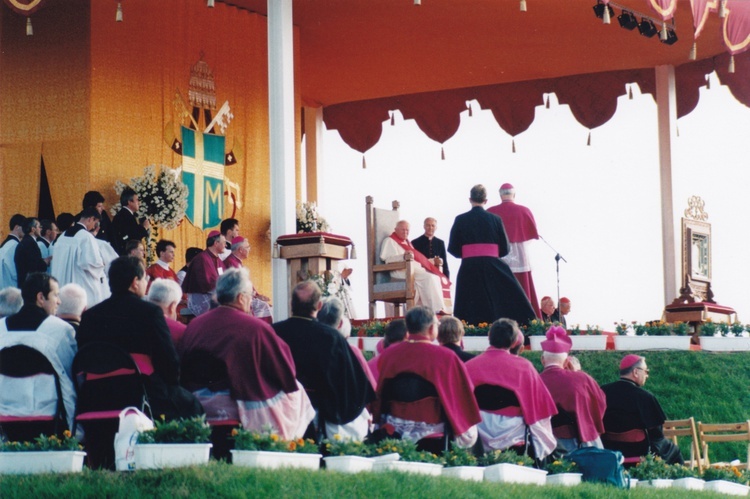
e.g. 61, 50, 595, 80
0, 462, 732, 498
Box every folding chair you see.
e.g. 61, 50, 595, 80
0, 345, 67, 441
181, 350, 240, 461
72, 342, 151, 469
664, 417, 702, 470
380, 372, 451, 454
601, 428, 649, 466
698, 421, 750, 470
551, 406, 579, 442
473, 384, 532, 457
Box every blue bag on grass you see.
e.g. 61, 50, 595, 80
564, 447, 630, 489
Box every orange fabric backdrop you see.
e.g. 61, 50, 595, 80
1, 0, 299, 293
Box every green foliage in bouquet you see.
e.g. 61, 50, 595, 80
373, 438, 443, 464
136, 415, 211, 444
0, 430, 82, 452
232, 428, 319, 454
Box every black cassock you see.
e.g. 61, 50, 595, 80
273, 317, 375, 426
448, 206, 535, 328
601, 379, 683, 464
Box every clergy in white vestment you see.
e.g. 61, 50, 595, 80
50, 207, 109, 307
91, 220, 119, 274
0, 214, 26, 289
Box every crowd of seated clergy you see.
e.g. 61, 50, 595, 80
0, 206, 683, 465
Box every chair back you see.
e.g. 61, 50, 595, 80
602, 428, 649, 464
365, 196, 415, 317
380, 372, 449, 452
698, 420, 750, 470
72, 342, 151, 421
0, 344, 67, 440
551, 405, 579, 440
473, 384, 521, 412
664, 417, 702, 469
180, 350, 231, 393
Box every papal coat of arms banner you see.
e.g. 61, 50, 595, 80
164, 56, 241, 230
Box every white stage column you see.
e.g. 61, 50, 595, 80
655, 65, 678, 305
269, 0, 296, 320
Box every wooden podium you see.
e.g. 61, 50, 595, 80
275, 232, 353, 315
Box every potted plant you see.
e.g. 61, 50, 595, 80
135, 415, 213, 470
614, 321, 690, 351
441, 446, 484, 481
371, 438, 443, 476
628, 455, 673, 488
545, 459, 582, 486
567, 324, 607, 350
702, 466, 750, 495
322, 434, 373, 473
480, 449, 547, 485
528, 319, 552, 350
462, 321, 490, 351
671, 321, 691, 336
700, 320, 750, 351
0, 430, 85, 475
350, 320, 389, 352
230, 428, 321, 470
669, 463, 704, 490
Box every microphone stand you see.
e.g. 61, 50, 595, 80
539, 236, 567, 311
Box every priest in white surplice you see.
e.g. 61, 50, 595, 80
380, 220, 449, 314
50, 207, 109, 307
0, 214, 26, 289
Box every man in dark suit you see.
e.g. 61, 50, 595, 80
82, 191, 113, 244
14, 217, 49, 287
411, 217, 449, 279
273, 280, 375, 441
77, 256, 202, 420
110, 187, 150, 255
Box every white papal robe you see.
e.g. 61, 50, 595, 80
0, 237, 20, 289
380, 237, 445, 313
50, 224, 109, 307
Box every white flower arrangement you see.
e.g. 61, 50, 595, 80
296, 201, 330, 233
111, 165, 189, 230
309, 270, 345, 300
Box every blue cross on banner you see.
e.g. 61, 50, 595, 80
181, 126, 225, 230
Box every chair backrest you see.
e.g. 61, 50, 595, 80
381, 372, 438, 404
380, 372, 449, 452
180, 349, 231, 393
698, 421, 750, 470
664, 417, 702, 470
72, 342, 151, 421
366, 196, 401, 283
551, 405, 579, 440
473, 384, 521, 411
366, 196, 416, 318
0, 344, 67, 439
601, 428, 649, 461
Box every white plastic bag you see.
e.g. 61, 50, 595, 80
114, 406, 154, 471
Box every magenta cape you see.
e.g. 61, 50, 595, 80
465, 348, 557, 425
540, 366, 607, 442
181, 306, 298, 401
223, 254, 242, 269
372, 336, 480, 435
181, 249, 225, 294
487, 201, 539, 243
